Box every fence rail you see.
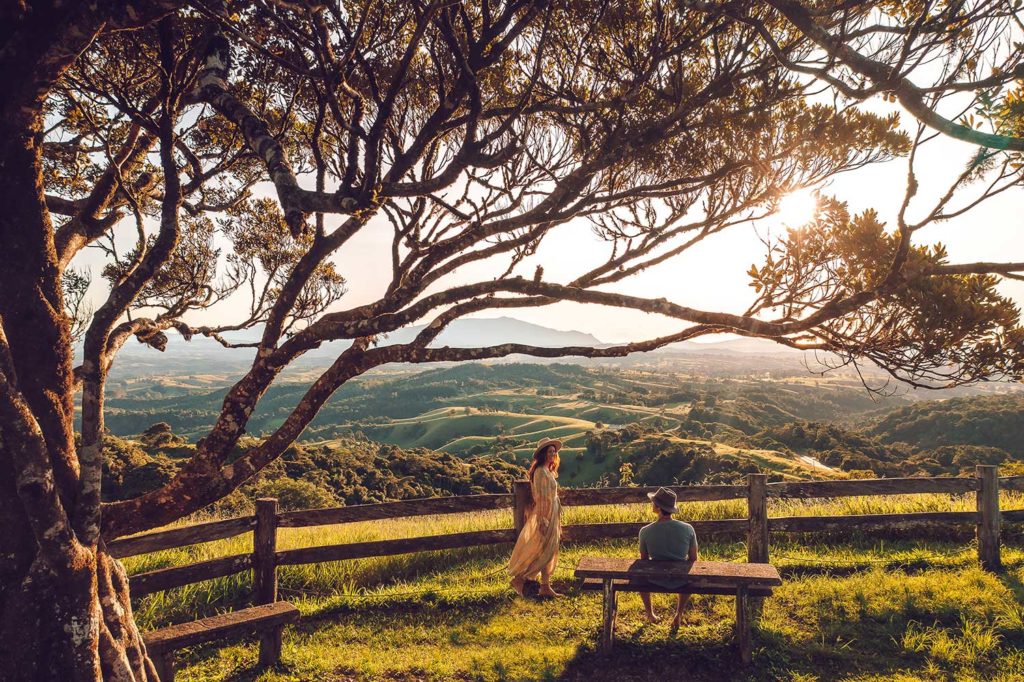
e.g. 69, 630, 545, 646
120, 466, 1023, 600
277, 493, 514, 528
766, 476, 979, 498
558, 484, 747, 506
275, 529, 518, 566
1002, 475, 1024, 492
109, 515, 255, 560
131, 553, 254, 597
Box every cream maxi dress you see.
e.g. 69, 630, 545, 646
507, 466, 561, 581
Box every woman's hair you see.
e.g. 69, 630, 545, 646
527, 445, 560, 481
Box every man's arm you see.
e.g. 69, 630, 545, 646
639, 532, 650, 560
687, 535, 699, 562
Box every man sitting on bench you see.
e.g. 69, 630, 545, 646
638, 487, 699, 628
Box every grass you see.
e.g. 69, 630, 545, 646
322, 390, 857, 487
358, 409, 598, 453
125, 494, 1024, 681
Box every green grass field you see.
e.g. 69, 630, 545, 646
344, 399, 837, 488
125, 493, 1024, 681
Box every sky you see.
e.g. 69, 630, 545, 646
74, 96, 1024, 348
286, 110, 1024, 345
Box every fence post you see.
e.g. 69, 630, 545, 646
513, 480, 531, 536
976, 465, 1001, 572
747, 474, 769, 564
253, 497, 279, 604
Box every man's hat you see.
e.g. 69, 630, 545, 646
533, 437, 563, 459
648, 487, 678, 514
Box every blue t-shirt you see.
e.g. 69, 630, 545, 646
639, 519, 696, 561
638, 520, 697, 588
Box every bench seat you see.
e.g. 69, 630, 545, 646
580, 577, 773, 597
574, 557, 782, 663
145, 601, 299, 681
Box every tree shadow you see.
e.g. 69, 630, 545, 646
555, 639, 742, 682
551, 623, 922, 682
550, 576, 945, 682
997, 567, 1024, 603
171, 550, 1022, 681
995, 567, 1024, 650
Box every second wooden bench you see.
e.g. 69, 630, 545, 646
144, 601, 299, 681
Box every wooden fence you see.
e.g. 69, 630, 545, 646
111, 466, 1024, 601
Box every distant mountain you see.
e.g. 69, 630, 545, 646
102, 316, 604, 379
382, 316, 603, 348
112, 316, 601, 358
104, 318, 803, 369
666, 337, 800, 354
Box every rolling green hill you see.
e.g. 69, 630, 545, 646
102, 363, 895, 440
100, 363, 1024, 496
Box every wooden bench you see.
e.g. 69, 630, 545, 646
144, 601, 299, 681
574, 557, 782, 662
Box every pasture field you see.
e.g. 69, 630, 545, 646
341, 402, 834, 487
126, 492, 1024, 681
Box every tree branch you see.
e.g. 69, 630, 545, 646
766, 0, 1024, 151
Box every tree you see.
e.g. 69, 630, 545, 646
1, 1, 1023, 679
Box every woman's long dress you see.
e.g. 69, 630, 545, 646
507, 467, 561, 581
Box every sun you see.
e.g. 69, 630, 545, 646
776, 189, 818, 227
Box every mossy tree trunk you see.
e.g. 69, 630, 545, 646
0, 4, 173, 678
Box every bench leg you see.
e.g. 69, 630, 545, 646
600, 579, 617, 653
151, 652, 175, 682
258, 624, 284, 668
735, 587, 751, 664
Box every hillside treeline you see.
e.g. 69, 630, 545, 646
681, 393, 1023, 478
102, 424, 522, 514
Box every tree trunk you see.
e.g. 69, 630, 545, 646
0, 96, 99, 682
0, 7, 162, 679
0, 545, 156, 681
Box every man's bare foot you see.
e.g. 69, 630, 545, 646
538, 584, 561, 599
510, 577, 526, 596
644, 611, 661, 624
669, 616, 681, 630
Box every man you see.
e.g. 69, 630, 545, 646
638, 486, 699, 628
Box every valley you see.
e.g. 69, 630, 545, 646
99, 357, 1024, 514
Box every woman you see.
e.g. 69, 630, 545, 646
508, 437, 563, 598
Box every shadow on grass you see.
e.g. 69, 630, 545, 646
299, 582, 516, 620
552, 636, 851, 682
776, 557, 969, 581
172, 585, 935, 682
551, 619, 921, 682
995, 565, 1024, 651
169, 545, 1024, 681
997, 564, 1024, 602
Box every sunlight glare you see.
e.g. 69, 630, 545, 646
776, 189, 818, 227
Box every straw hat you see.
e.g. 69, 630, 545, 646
533, 437, 563, 459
